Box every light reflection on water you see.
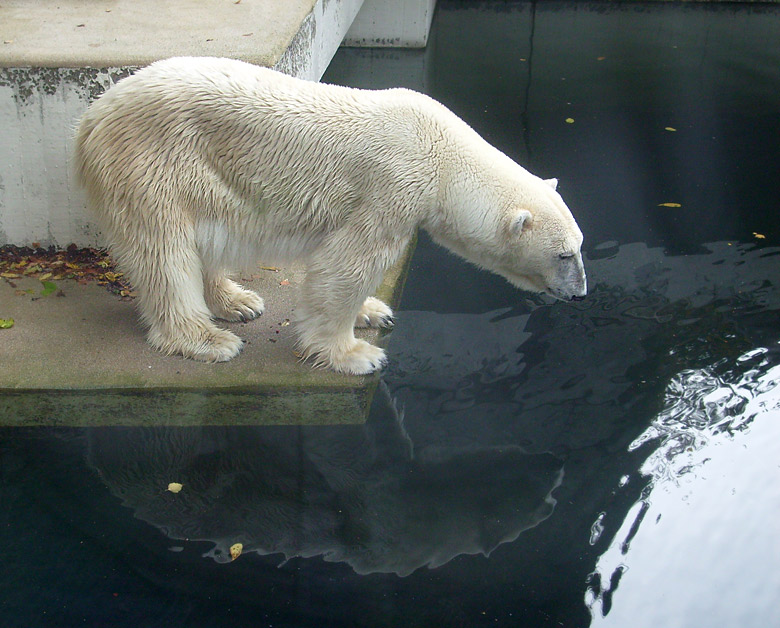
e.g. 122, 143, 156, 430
586, 348, 780, 626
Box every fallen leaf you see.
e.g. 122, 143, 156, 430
40, 280, 57, 296
0, 318, 14, 329
596, 56, 606, 61
167, 482, 183, 493
279, 279, 290, 286
229, 543, 243, 561
565, 118, 575, 124
1, 272, 20, 278
665, 127, 677, 132
658, 203, 682, 208
39, 272, 52, 280
753, 232, 766, 239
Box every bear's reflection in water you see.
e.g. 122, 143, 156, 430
87, 390, 563, 577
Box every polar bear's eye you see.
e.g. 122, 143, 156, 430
559, 253, 574, 260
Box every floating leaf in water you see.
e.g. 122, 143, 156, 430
565, 117, 575, 124
167, 482, 183, 493
229, 543, 243, 561
665, 127, 677, 132
753, 232, 766, 239
658, 203, 682, 208
0, 318, 14, 329
40, 280, 57, 296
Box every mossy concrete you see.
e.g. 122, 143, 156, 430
0, 237, 415, 426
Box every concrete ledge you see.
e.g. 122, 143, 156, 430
0, 236, 415, 426
0, 0, 426, 426
0, 0, 363, 76
0, 0, 365, 248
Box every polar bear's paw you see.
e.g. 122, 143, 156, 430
208, 281, 265, 323
326, 339, 387, 375
354, 297, 394, 329
150, 323, 244, 363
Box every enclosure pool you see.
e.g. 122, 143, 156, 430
1, 2, 779, 627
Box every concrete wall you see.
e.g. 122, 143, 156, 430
0, 0, 377, 248
344, 0, 437, 47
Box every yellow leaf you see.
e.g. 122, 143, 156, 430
753, 232, 766, 239
39, 272, 52, 280
665, 127, 677, 132
565, 118, 575, 124
229, 543, 243, 561
658, 203, 682, 208
167, 482, 183, 493
1, 272, 20, 278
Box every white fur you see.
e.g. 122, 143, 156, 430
74, 57, 586, 374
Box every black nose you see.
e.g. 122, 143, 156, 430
570, 294, 585, 302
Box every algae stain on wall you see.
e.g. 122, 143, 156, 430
0, 66, 134, 248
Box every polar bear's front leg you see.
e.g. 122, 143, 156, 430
295, 255, 389, 375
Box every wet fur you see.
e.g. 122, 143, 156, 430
75, 57, 585, 374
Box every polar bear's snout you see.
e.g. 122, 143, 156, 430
549, 253, 587, 302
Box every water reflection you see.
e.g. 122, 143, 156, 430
586, 349, 780, 626
1, 239, 777, 626
86, 393, 563, 577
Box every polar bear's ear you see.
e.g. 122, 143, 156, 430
544, 178, 559, 190
511, 210, 533, 235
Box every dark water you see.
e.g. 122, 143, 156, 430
2, 2, 779, 627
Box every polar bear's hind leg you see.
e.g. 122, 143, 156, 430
112, 216, 244, 363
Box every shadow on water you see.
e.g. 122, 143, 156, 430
2, 1, 780, 627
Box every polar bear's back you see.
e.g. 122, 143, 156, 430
75, 57, 438, 233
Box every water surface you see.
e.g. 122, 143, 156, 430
2, 2, 779, 626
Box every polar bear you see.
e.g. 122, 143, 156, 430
75, 57, 586, 375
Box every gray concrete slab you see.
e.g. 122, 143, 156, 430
0, 0, 317, 68
0, 239, 415, 426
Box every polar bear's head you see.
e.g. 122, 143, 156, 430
433, 167, 587, 302
495, 176, 587, 302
